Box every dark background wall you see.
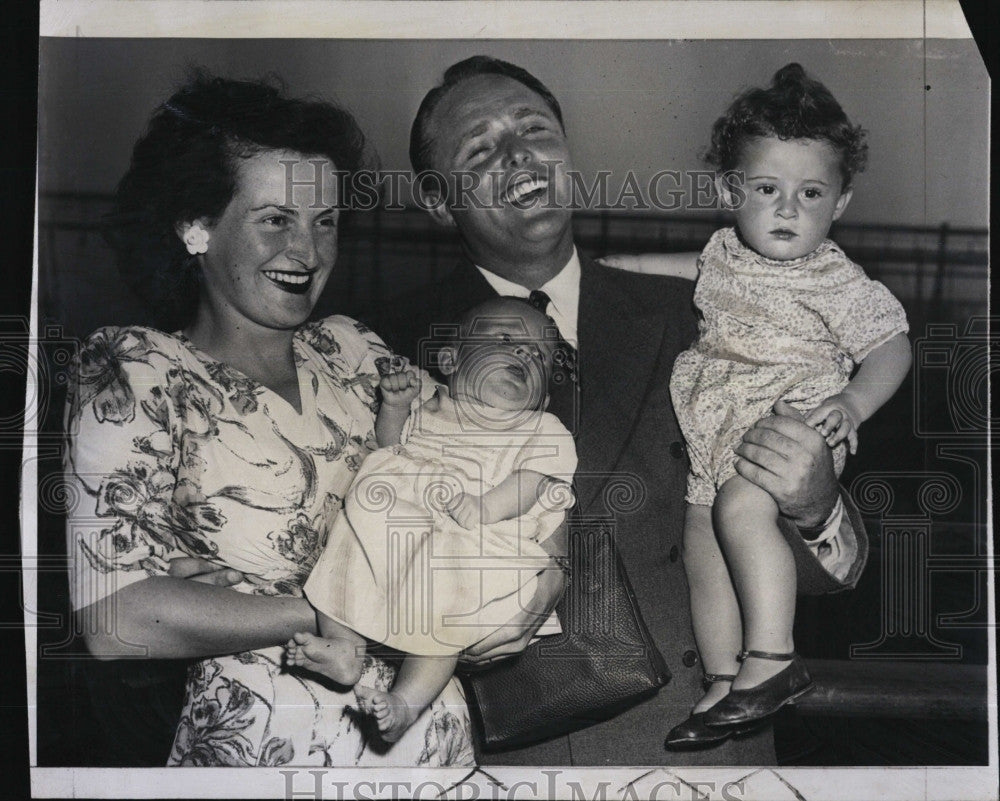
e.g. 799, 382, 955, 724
39, 37, 988, 225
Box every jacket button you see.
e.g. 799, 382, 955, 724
669, 441, 685, 459
669, 545, 679, 562
682, 650, 699, 668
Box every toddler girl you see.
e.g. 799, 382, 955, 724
611, 63, 910, 747
286, 297, 576, 742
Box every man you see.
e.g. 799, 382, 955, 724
378, 56, 866, 765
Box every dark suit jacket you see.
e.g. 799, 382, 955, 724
379, 252, 868, 766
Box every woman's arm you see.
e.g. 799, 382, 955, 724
598, 252, 700, 281
77, 576, 317, 660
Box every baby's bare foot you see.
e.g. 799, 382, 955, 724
285, 631, 363, 685
355, 685, 420, 743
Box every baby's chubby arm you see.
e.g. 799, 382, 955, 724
447, 470, 568, 529
374, 368, 421, 447
806, 332, 912, 454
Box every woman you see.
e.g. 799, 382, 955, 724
63, 74, 480, 767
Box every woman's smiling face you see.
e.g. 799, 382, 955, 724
727, 136, 853, 261
190, 149, 340, 333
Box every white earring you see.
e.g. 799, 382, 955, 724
183, 224, 210, 255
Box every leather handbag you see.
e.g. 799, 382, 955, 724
460, 518, 671, 751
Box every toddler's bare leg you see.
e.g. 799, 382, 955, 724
682, 503, 742, 711
713, 474, 795, 689
284, 612, 365, 686
356, 655, 457, 743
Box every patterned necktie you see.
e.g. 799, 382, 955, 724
527, 290, 580, 432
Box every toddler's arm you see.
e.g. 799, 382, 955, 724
375, 368, 421, 447
806, 333, 912, 454
447, 470, 569, 529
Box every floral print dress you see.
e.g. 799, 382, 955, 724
64, 316, 474, 767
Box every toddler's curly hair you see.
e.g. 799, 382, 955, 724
704, 63, 868, 189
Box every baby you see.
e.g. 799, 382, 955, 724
608, 63, 910, 747
286, 297, 576, 742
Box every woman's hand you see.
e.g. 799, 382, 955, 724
458, 565, 566, 666
78, 570, 316, 660
458, 519, 568, 665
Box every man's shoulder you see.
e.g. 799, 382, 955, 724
580, 254, 695, 311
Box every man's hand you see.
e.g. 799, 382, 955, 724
168, 557, 243, 586
379, 369, 421, 409
459, 564, 565, 666
734, 399, 839, 529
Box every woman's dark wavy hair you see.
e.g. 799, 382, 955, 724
108, 71, 370, 329
704, 63, 868, 190
409, 56, 564, 196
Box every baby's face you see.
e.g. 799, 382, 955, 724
726, 136, 853, 261
448, 302, 556, 413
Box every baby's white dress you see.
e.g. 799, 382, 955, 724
305, 390, 577, 656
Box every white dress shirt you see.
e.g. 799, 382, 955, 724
475, 248, 581, 347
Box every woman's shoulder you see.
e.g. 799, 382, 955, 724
302, 314, 381, 339
67, 326, 190, 427
300, 314, 388, 350
76, 325, 191, 374
82, 323, 177, 346
297, 314, 394, 373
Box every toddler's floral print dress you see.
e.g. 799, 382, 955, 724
64, 316, 474, 767
670, 228, 909, 506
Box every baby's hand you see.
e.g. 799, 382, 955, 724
379, 369, 421, 409
447, 492, 482, 529
805, 393, 861, 454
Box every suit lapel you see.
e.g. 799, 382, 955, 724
576, 254, 669, 512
